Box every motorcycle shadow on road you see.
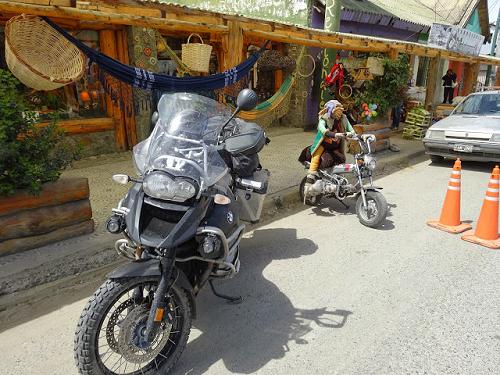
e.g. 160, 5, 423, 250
310, 200, 396, 231
173, 228, 352, 375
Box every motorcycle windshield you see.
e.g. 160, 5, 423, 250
133, 93, 231, 188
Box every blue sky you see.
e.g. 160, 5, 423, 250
489, 0, 500, 22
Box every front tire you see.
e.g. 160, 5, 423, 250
355, 191, 388, 228
74, 277, 191, 375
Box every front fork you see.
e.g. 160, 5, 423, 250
144, 251, 175, 344
355, 164, 370, 209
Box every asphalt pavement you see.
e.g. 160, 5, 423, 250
1, 159, 499, 374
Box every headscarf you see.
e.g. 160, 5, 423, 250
319, 99, 342, 118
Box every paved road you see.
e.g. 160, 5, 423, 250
1, 159, 499, 374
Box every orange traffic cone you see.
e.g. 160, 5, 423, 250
427, 158, 472, 233
462, 165, 500, 249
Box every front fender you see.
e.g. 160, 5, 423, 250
356, 186, 383, 197
107, 259, 197, 319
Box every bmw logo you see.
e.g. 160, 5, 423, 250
226, 211, 234, 224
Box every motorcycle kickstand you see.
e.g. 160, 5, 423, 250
209, 280, 243, 304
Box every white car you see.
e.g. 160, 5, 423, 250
423, 91, 500, 162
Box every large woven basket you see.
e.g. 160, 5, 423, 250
181, 33, 212, 73
5, 15, 86, 91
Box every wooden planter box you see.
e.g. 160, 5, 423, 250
0, 178, 94, 256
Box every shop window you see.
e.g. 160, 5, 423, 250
0, 28, 106, 120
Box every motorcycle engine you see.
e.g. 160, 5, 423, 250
308, 180, 324, 196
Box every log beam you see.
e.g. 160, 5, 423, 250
0, 1, 229, 34
222, 20, 244, 71
0, 199, 92, 241
116, 28, 137, 147
388, 48, 398, 60
36, 117, 114, 134
425, 57, 440, 109
462, 63, 480, 96
0, 178, 89, 217
99, 29, 127, 151
1, 1, 500, 66
0, 219, 94, 256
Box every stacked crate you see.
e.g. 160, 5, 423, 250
403, 108, 431, 140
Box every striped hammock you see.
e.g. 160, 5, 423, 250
237, 46, 307, 126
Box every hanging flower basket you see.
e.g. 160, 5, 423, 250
257, 50, 296, 72
5, 15, 86, 91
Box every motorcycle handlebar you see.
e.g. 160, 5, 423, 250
340, 133, 376, 143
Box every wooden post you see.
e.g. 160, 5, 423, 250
99, 29, 127, 151
274, 43, 284, 92
116, 28, 137, 147
388, 48, 398, 60
462, 62, 480, 96
408, 54, 416, 77
425, 57, 439, 109
222, 20, 244, 71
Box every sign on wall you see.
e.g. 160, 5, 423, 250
428, 23, 485, 56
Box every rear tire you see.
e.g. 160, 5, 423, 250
299, 176, 322, 206
74, 277, 191, 375
429, 154, 444, 163
355, 191, 388, 228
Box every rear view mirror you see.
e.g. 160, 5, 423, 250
236, 89, 258, 111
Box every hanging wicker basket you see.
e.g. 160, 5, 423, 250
181, 33, 212, 73
5, 15, 86, 91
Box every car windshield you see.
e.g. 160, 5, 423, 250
454, 93, 500, 115
133, 93, 232, 188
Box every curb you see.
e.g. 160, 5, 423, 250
0, 148, 426, 329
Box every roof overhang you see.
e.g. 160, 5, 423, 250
1, 0, 499, 65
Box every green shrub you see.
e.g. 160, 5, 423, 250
0, 69, 81, 196
355, 54, 410, 115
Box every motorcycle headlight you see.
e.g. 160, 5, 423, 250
143, 172, 197, 202
364, 155, 377, 171
174, 179, 198, 201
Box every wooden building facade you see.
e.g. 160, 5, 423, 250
1, 0, 500, 154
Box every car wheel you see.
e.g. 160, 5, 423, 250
429, 154, 444, 163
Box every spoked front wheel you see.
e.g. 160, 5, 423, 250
355, 191, 388, 228
74, 277, 191, 375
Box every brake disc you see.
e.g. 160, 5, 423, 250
116, 305, 172, 364
106, 299, 134, 352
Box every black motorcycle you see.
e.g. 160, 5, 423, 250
74, 90, 269, 374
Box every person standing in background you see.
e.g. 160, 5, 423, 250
442, 69, 457, 104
